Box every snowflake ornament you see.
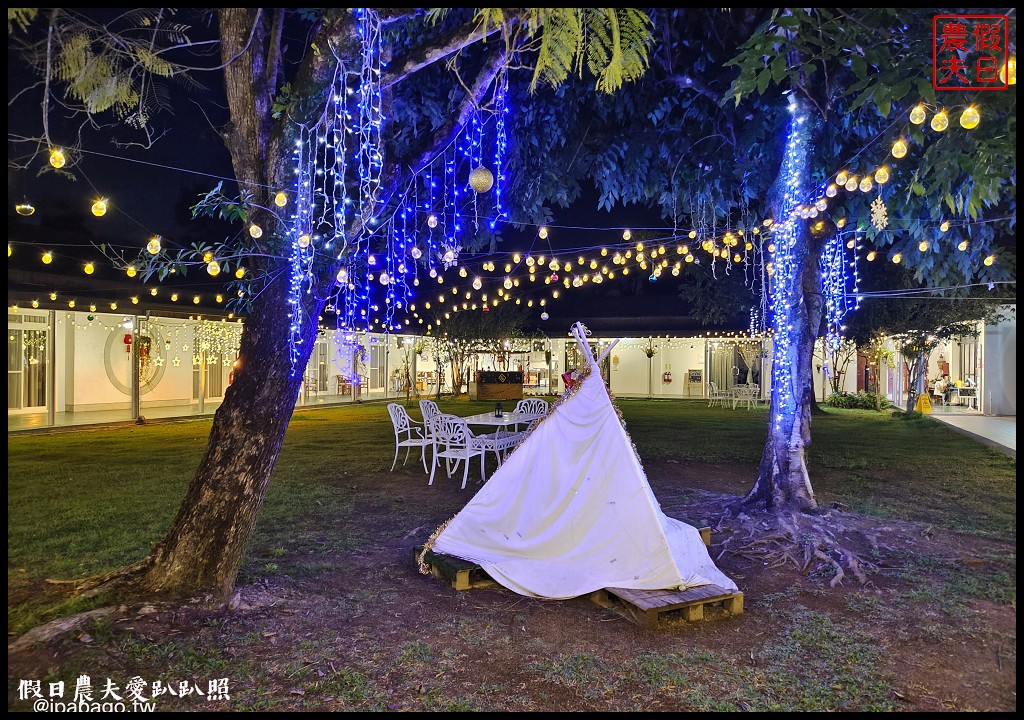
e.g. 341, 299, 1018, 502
870, 195, 888, 231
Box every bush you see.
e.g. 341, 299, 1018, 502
825, 391, 891, 410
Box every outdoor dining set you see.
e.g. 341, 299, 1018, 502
387, 398, 549, 489
707, 382, 763, 410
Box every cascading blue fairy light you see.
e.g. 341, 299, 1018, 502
355, 7, 383, 223
491, 78, 508, 225
767, 102, 808, 431
821, 229, 849, 351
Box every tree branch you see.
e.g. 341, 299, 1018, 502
668, 73, 720, 102
381, 18, 505, 90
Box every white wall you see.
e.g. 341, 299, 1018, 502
981, 310, 1016, 416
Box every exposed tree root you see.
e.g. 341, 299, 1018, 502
705, 504, 880, 588
45, 556, 221, 609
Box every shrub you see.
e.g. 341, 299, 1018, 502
825, 391, 891, 410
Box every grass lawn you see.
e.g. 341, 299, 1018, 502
7, 398, 1017, 711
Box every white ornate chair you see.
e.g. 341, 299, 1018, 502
513, 398, 549, 430
708, 382, 731, 408
429, 414, 488, 489
419, 399, 442, 464
387, 403, 431, 473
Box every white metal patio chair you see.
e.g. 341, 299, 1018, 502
513, 398, 549, 430
387, 403, 430, 473
419, 399, 442, 464
428, 414, 488, 489
732, 384, 758, 410
708, 382, 731, 408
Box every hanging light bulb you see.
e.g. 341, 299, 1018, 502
125, 265, 137, 277
999, 56, 1016, 85
91, 198, 108, 217
83, 262, 95, 275
959, 106, 980, 130
68, 299, 76, 308
892, 252, 902, 264
274, 191, 288, 207
216, 294, 224, 303
41, 251, 54, 265
930, 110, 949, 132
50, 292, 58, 301
984, 254, 996, 266
874, 166, 890, 184
207, 260, 221, 276
193, 295, 201, 304
939, 220, 951, 233
957, 239, 969, 251
866, 250, 877, 261
844, 176, 859, 192
891, 138, 908, 159
918, 240, 929, 252
336, 267, 348, 283
31, 299, 39, 308
472, 277, 482, 290
835, 170, 849, 186
15, 200, 35, 216
426, 214, 438, 229
909, 104, 927, 125
410, 246, 422, 260
147, 236, 162, 255
538, 226, 548, 239
859, 176, 873, 193
248, 223, 263, 239
49, 147, 66, 168
622, 229, 632, 241
235, 267, 246, 279
825, 184, 838, 198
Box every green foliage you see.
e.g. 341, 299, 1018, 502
723, 7, 1016, 287
8, 8, 38, 32
825, 391, 889, 410
271, 82, 293, 120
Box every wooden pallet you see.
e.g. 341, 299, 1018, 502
590, 584, 743, 629
414, 546, 497, 590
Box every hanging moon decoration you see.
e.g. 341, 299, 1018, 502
469, 165, 494, 193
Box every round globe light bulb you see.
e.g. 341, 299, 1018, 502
959, 106, 980, 130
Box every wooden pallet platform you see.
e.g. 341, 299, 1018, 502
414, 546, 497, 590
590, 584, 743, 629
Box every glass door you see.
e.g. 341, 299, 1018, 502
8, 313, 49, 412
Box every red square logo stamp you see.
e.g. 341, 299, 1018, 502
933, 14, 1009, 90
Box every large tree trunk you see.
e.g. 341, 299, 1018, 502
78, 280, 323, 603
739, 98, 824, 514
743, 238, 823, 512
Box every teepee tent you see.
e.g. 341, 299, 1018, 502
424, 322, 738, 600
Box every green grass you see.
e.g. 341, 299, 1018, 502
8, 397, 1016, 635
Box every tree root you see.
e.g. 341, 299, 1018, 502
713, 507, 879, 587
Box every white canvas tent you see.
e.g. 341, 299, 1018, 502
425, 322, 738, 600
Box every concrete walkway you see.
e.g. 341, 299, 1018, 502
929, 412, 1016, 454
